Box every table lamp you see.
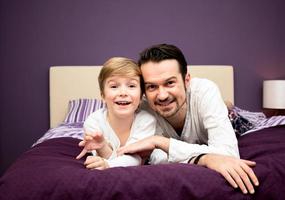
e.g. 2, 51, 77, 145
263, 80, 285, 116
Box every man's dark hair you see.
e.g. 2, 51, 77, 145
138, 44, 188, 80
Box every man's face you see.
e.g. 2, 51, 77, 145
141, 59, 189, 119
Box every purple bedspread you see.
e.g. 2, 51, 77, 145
1, 126, 285, 200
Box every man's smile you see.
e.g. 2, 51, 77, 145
155, 98, 175, 107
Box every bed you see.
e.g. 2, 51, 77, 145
1, 65, 285, 200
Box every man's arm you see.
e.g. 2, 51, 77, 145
117, 135, 259, 194
198, 154, 258, 194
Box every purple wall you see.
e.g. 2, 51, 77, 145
1, 0, 284, 175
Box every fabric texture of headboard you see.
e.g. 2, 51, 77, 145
49, 65, 234, 128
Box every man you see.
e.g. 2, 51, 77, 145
118, 44, 259, 194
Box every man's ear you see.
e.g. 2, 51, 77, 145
184, 73, 191, 88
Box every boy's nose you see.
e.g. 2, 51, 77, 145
119, 86, 128, 96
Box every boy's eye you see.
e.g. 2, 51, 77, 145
129, 84, 137, 88
110, 85, 117, 89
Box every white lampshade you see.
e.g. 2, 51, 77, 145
263, 80, 285, 109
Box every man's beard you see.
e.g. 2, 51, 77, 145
155, 98, 186, 119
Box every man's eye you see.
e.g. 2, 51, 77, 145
146, 85, 157, 91
167, 81, 175, 86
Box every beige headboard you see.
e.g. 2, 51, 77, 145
50, 65, 234, 128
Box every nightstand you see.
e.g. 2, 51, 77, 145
263, 108, 285, 118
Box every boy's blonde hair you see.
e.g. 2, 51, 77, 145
98, 57, 143, 97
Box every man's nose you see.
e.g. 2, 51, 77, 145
157, 87, 168, 100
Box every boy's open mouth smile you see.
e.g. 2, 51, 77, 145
115, 101, 131, 105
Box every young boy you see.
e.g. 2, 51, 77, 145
76, 57, 161, 169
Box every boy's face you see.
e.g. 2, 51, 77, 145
141, 59, 189, 119
103, 75, 141, 118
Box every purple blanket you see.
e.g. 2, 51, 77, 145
1, 126, 285, 200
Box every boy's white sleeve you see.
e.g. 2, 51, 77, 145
107, 111, 157, 167
107, 154, 142, 167
83, 111, 118, 159
127, 111, 157, 143
83, 112, 101, 133
149, 149, 168, 165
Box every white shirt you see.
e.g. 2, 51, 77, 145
84, 108, 160, 167
144, 78, 239, 164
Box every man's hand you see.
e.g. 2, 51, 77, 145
117, 135, 163, 158
199, 154, 259, 194
84, 156, 109, 170
76, 131, 106, 160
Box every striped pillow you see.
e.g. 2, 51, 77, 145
64, 99, 105, 123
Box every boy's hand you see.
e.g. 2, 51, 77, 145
76, 131, 106, 159
84, 156, 109, 170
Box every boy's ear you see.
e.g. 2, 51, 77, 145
100, 92, 105, 99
